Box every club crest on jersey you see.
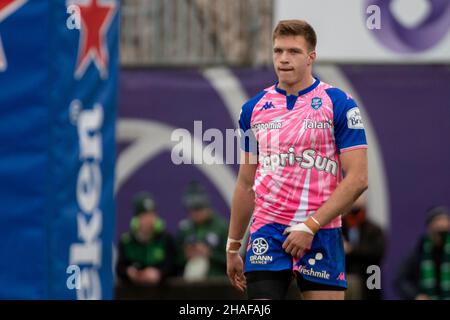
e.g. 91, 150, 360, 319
311, 97, 322, 110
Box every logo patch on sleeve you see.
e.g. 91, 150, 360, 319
346, 107, 364, 129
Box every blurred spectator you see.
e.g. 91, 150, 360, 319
342, 194, 385, 300
116, 192, 177, 286
176, 181, 228, 280
394, 206, 450, 300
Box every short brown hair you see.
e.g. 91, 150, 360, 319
273, 20, 317, 51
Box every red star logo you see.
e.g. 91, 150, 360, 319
71, 0, 116, 79
0, 0, 27, 72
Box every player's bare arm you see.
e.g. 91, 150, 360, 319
314, 148, 368, 226
226, 151, 257, 291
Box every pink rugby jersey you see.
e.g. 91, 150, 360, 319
239, 78, 367, 229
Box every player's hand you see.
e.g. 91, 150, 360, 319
226, 252, 246, 292
282, 231, 314, 259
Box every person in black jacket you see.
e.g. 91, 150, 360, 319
342, 198, 385, 300
117, 192, 177, 286
394, 206, 450, 300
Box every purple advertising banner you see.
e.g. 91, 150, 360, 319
117, 66, 450, 299
366, 0, 450, 53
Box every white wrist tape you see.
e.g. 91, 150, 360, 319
284, 223, 314, 235
226, 238, 242, 253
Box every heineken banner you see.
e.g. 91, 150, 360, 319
0, 0, 118, 299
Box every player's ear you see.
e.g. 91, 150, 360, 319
307, 50, 316, 65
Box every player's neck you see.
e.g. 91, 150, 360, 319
278, 74, 315, 96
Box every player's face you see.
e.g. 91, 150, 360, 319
273, 36, 315, 87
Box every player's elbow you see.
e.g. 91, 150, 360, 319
241, 179, 255, 194
236, 173, 254, 195
356, 173, 368, 192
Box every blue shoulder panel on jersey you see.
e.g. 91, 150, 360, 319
325, 87, 367, 152
239, 90, 267, 153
